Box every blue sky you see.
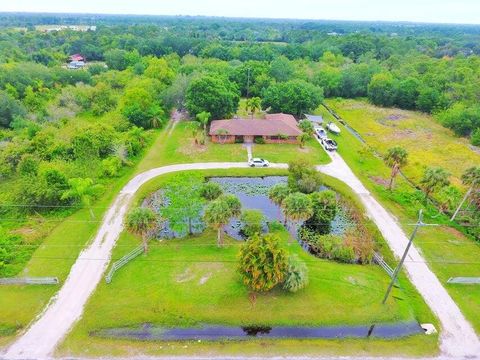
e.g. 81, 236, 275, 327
2, 0, 480, 24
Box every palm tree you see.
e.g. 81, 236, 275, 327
298, 120, 314, 136
196, 111, 211, 145
204, 194, 241, 247
246, 97, 262, 119
451, 166, 480, 221
420, 167, 450, 201
61, 178, 103, 219
268, 183, 291, 224
384, 146, 408, 190
125, 207, 157, 253
281, 192, 313, 240
187, 121, 201, 144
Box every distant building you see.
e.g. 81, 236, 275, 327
209, 113, 302, 144
36, 25, 96, 33
67, 54, 86, 69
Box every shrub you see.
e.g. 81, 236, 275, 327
102, 156, 122, 177
282, 255, 309, 293
238, 233, 288, 293
254, 136, 265, 144
241, 209, 264, 238
343, 227, 374, 264
199, 182, 223, 200
299, 229, 355, 264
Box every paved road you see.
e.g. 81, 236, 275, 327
3, 154, 479, 359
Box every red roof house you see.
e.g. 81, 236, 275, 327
209, 113, 302, 144
69, 54, 85, 62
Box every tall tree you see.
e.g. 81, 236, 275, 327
281, 192, 313, 238
185, 74, 240, 120
268, 183, 291, 224
196, 111, 211, 145
384, 146, 408, 190
61, 178, 103, 219
160, 177, 204, 236
125, 207, 157, 253
262, 80, 323, 117
246, 97, 261, 119
203, 194, 241, 246
420, 167, 450, 201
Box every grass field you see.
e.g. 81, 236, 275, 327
326, 98, 480, 186
316, 99, 480, 333
57, 169, 437, 357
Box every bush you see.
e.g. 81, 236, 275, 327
102, 156, 122, 177
299, 228, 355, 263
199, 182, 223, 200
282, 255, 309, 293
471, 128, 480, 146
238, 233, 288, 293
241, 209, 264, 238
254, 136, 265, 144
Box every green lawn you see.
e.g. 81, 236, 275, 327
57, 169, 437, 357
137, 121, 329, 173
326, 98, 480, 187
0, 118, 328, 349
316, 99, 480, 333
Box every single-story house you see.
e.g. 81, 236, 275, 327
209, 113, 302, 144
67, 60, 85, 69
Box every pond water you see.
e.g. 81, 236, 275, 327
144, 176, 353, 241
94, 322, 425, 341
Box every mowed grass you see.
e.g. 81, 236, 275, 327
326, 98, 480, 186
58, 169, 437, 357
0, 118, 327, 348
137, 120, 329, 173
59, 231, 436, 357
315, 100, 480, 333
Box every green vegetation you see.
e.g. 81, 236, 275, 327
58, 168, 437, 357
319, 99, 480, 332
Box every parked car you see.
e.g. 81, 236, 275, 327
248, 158, 270, 167
321, 138, 338, 151
327, 122, 341, 134
314, 126, 327, 139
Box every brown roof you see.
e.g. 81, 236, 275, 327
209, 113, 302, 137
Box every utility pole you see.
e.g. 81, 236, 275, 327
246, 67, 251, 98
382, 210, 424, 304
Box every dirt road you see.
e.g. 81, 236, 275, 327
3, 153, 479, 358
318, 151, 480, 358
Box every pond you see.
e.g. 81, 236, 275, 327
143, 176, 354, 241
93, 322, 425, 341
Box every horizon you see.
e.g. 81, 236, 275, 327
1, 0, 480, 26
1, 11, 479, 27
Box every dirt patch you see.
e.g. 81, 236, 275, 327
369, 176, 389, 187
175, 267, 195, 283
198, 273, 212, 285
390, 129, 415, 140
178, 142, 207, 156
441, 226, 466, 239
469, 145, 480, 155
298, 147, 311, 153
377, 113, 408, 127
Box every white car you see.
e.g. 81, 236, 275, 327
248, 158, 270, 167
314, 126, 327, 139
321, 138, 338, 151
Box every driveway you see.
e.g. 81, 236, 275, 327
3, 155, 479, 359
